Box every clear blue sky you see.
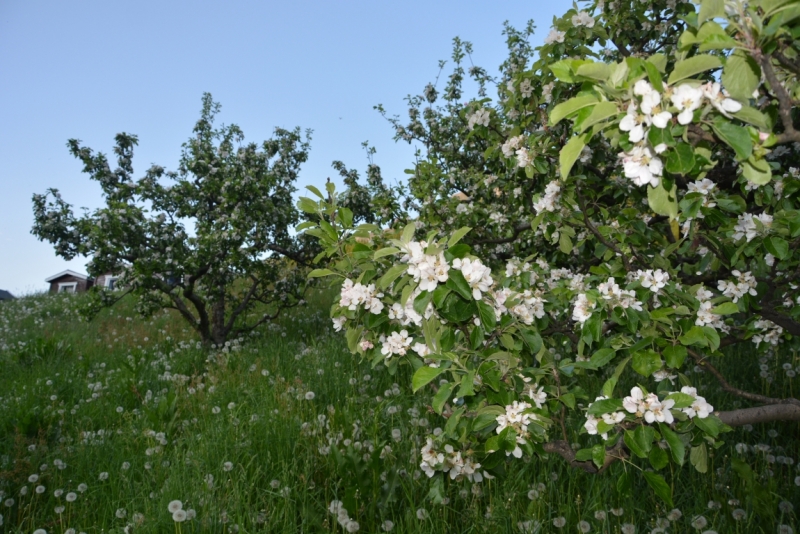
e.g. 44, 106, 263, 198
0, 0, 572, 296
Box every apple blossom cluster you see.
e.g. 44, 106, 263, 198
617, 80, 741, 188
694, 286, 728, 332
419, 438, 487, 481
571, 10, 595, 27
467, 108, 490, 130
452, 257, 494, 300
380, 330, 413, 359
495, 401, 537, 458
572, 293, 596, 324
328, 501, 360, 533
751, 319, 784, 347
388, 287, 434, 327
339, 279, 385, 314
679, 387, 714, 419
525, 385, 548, 408
493, 288, 547, 324
501, 135, 531, 168
631, 269, 670, 293
584, 396, 625, 440
400, 241, 450, 292
532, 181, 562, 214
717, 270, 758, 303
544, 28, 565, 45
732, 212, 773, 242
623, 387, 676, 424
597, 277, 643, 311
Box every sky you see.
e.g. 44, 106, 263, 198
0, 0, 573, 296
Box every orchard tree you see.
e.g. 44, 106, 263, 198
301, 0, 800, 509
32, 93, 313, 346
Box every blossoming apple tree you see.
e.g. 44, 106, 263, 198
301, 0, 800, 505
32, 94, 313, 346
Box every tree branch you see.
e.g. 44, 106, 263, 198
542, 439, 627, 474
717, 404, 800, 426
688, 348, 800, 407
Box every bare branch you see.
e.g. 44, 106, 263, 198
542, 439, 627, 474
717, 404, 800, 426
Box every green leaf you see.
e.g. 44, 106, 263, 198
722, 52, 761, 102
660, 424, 686, 466
647, 182, 678, 219
649, 445, 670, 470
448, 226, 472, 247
559, 393, 576, 409
665, 392, 696, 409
307, 268, 338, 279
520, 328, 543, 354
457, 370, 476, 398
550, 95, 600, 126
305, 184, 325, 199
679, 326, 708, 347
576, 62, 612, 81
559, 134, 588, 179
643, 471, 674, 507
412, 366, 444, 393
733, 106, 769, 130
765, 236, 789, 260
549, 60, 576, 82
632, 349, 662, 377
590, 348, 616, 368
742, 157, 772, 185
297, 197, 320, 214
400, 221, 416, 244
711, 118, 753, 161
578, 102, 619, 133
587, 398, 625, 415
644, 61, 664, 92
634, 425, 655, 454
446, 270, 474, 301
378, 264, 408, 290
624, 430, 648, 458
338, 207, 353, 229
432, 382, 455, 414
601, 356, 631, 397
559, 232, 573, 254
663, 345, 687, 369
690, 443, 708, 473
694, 414, 724, 437
476, 300, 496, 330
698, 0, 725, 22
591, 444, 606, 469
665, 143, 696, 176
373, 247, 400, 259
668, 55, 722, 84
710, 301, 739, 315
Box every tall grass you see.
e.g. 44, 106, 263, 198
0, 292, 797, 533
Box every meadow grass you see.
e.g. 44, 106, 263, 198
0, 292, 797, 533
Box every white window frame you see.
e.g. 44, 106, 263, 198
58, 282, 77, 293
105, 276, 119, 290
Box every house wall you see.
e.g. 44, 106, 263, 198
48, 275, 93, 294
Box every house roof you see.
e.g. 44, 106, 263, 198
0, 289, 14, 300
44, 270, 91, 283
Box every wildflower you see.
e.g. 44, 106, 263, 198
28, 474, 39, 483
579, 520, 592, 532
621, 525, 635, 534
381, 520, 395, 531
731, 508, 746, 521
667, 508, 682, 521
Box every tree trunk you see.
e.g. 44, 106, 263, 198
211, 290, 227, 346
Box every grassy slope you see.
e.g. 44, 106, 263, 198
0, 292, 797, 533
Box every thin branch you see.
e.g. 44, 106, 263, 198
542, 439, 627, 474
472, 222, 531, 246
687, 348, 800, 407
717, 404, 800, 426
757, 53, 800, 144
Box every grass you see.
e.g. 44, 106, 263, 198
0, 291, 798, 533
